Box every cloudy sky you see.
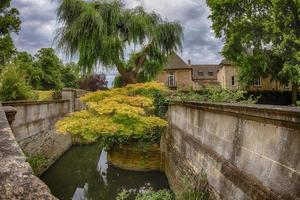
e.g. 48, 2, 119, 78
11, 0, 224, 84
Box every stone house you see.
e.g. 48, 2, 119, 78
217, 60, 240, 91
156, 53, 192, 90
217, 60, 292, 92
156, 53, 293, 91
192, 64, 221, 90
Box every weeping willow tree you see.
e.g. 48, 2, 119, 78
56, 0, 183, 86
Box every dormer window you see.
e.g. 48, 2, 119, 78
208, 72, 214, 76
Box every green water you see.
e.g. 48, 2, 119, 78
41, 143, 170, 200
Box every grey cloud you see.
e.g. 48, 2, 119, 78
11, 0, 58, 54
12, 0, 224, 65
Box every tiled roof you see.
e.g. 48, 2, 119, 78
164, 53, 192, 70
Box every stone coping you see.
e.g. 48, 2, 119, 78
0, 105, 57, 199
171, 101, 300, 125
2, 99, 70, 106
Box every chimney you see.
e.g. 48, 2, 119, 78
188, 59, 191, 66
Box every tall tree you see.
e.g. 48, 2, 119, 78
0, 0, 21, 68
56, 0, 183, 86
34, 48, 63, 90
14, 51, 43, 89
207, 0, 300, 105
61, 62, 80, 88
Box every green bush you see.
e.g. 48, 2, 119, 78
135, 189, 174, 200
0, 66, 36, 101
116, 189, 174, 200
171, 87, 258, 104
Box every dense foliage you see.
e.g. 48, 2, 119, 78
56, 82, 168, 149
61, 63, 80, 88
170, 88, 258, 104
79, 73, 108, 91
56, 0, 183, 85
207, 0, 300, 104
33, 48, 64, 91
0, 48, 83, 101
0, 66, 36, 101
0, 0, 21, 68
135, 189, 174, 200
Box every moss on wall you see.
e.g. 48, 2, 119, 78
107, 143, 162, 172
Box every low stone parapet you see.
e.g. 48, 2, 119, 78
0, 104, 57, 199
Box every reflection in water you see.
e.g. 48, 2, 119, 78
72, 183, 88, 200
41, 142, 169, 200
97, 150, 108, 185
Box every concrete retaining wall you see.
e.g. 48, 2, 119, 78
0, 104, 57, 199
162, 102, 300, 200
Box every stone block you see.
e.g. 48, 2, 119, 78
38, 104, 49, 120
11, 106, 25, 127
25, 105, 39, 123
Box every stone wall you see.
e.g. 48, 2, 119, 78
1, 100, 72, 175
62, 88, 88, 112
162, 101, 300, 200
0, 104, 57, 199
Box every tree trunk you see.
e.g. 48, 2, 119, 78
292, 83, 298, 106
120, 71, 137, 86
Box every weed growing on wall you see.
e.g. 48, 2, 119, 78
25, 153, 49, 176
56, 82, 168, 149
177, 176, 211, 200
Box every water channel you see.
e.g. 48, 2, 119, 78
41, 142, 170, 200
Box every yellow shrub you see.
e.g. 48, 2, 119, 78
56, 82, 169, 147
36, 91, 54, 101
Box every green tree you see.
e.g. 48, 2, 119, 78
207, 0, 300, 105
34, 48, 63, 90
0, 65, 35, 101
0, 0, 21, 68
61, 62, 80, 88
14, 51, 43, 89
56, 0, 183, 86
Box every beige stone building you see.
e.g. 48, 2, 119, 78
192, 64, 221, 90
156, 53, 293, 92
156, 53, 192, 90
217, 60, 240, 90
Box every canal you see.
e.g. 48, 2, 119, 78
41, 142, 170, 200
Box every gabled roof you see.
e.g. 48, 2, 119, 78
165, 53, 192, 70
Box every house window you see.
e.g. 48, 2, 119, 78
198, 71, 204, 76
208, 72, 214, 76
231, 76, 235, 86
168, 72, 176, 87
254, 78, 261, 86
